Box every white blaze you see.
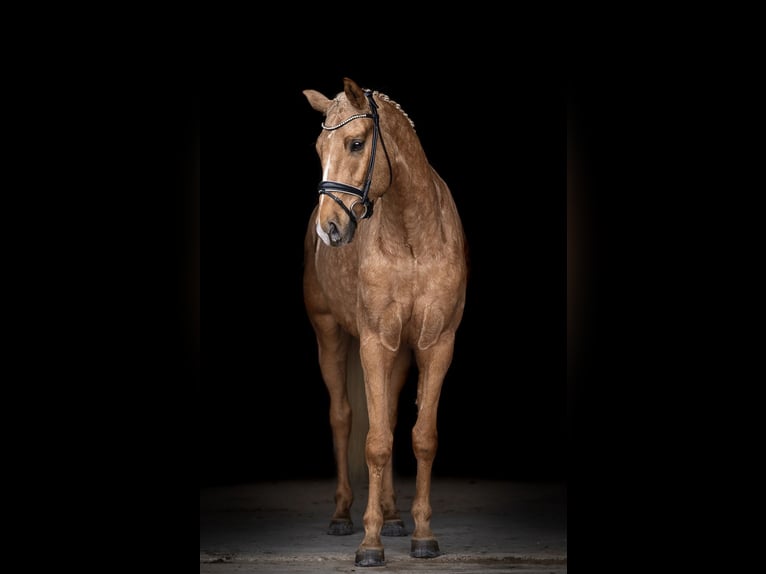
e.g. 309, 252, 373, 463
315, 131, 335, 246
322, 131, 335, 181
315, 199, 331, 246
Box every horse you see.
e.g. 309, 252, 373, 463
302, 77, 468, 567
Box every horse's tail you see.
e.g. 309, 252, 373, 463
347, 336, 369, 487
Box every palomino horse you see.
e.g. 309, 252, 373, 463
302, 78, 468, 567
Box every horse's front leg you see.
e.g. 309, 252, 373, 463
409, 335, 456, 558
354, 336, 397, 566
381, 348, 411, 537
311, 316, 354, 535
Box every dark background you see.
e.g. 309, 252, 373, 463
195, 58, 568, 487
18, 32, 735, 572
163, 38, 744, 572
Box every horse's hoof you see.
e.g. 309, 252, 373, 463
327, 519, 354, 535
410, 538, 440, 558
381, 519, 408, 536
355, 547, 385, 567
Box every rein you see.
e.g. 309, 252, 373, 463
317, 90, 392, 223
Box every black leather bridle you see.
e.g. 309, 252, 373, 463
316, 89, 392, 223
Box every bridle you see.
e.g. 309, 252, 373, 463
316, 89, 392, 223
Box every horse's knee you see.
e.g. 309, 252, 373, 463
366, 432, 393, 468
412, 429, 438, 460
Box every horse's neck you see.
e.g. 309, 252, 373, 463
378, 165, 445, 253
373, 116, 449, 252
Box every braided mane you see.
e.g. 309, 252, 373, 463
372, 90, 416, 131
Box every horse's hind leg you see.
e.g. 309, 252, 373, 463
409, 337, 456, 559
312, 317, 354, 535
381, 348, 411, 537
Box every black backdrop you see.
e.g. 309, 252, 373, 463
33, 34, 716, 573
197, 59, 566, 486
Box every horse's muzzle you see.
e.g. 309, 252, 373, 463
316, 217, 357, 247
329, 219, 356, 246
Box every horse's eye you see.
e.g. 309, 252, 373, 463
350, 140, 364, 153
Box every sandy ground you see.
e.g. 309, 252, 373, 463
200, 477, 567, 573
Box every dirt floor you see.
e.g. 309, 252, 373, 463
200, 477, 567, 573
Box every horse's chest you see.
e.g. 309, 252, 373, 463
317, 244, 453, 349
358, 257, 452, 347
318, 252, 415, 302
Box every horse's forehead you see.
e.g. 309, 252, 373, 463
325, 93, 361, 123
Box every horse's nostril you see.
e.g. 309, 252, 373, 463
328, 221, 341, 244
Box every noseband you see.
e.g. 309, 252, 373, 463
316, 89, 392, 223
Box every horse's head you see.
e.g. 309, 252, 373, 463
304, 78, 392, 247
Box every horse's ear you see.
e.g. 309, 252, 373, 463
343, 78, 367, 110
303, 89, 331, 114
